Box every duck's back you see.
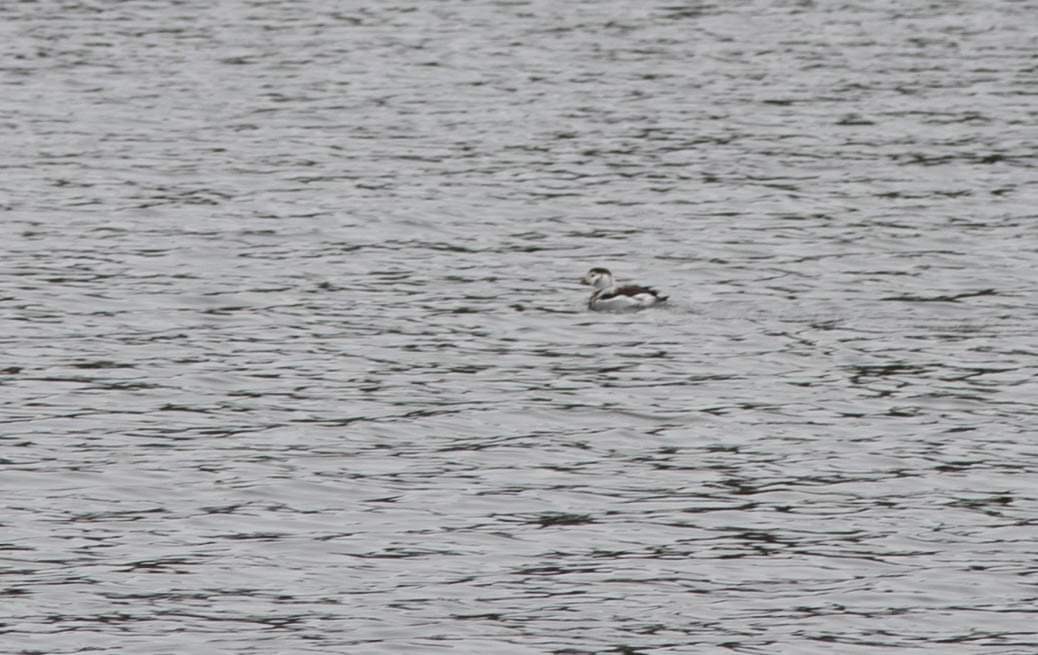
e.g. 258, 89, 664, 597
590, 284, 667, 311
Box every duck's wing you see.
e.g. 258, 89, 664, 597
601, 284, 667, 302
591, 284, 667, 311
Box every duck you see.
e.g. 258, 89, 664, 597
580, 267, 668, 312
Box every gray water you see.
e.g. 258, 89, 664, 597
2, 1, 1037, 653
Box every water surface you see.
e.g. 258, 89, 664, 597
2, 1, 1036, 653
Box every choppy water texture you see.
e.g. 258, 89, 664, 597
2, 1, 1037, 653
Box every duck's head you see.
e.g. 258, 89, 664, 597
581, 267, 614, 290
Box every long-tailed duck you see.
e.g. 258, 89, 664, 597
580, 267, 668, 312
